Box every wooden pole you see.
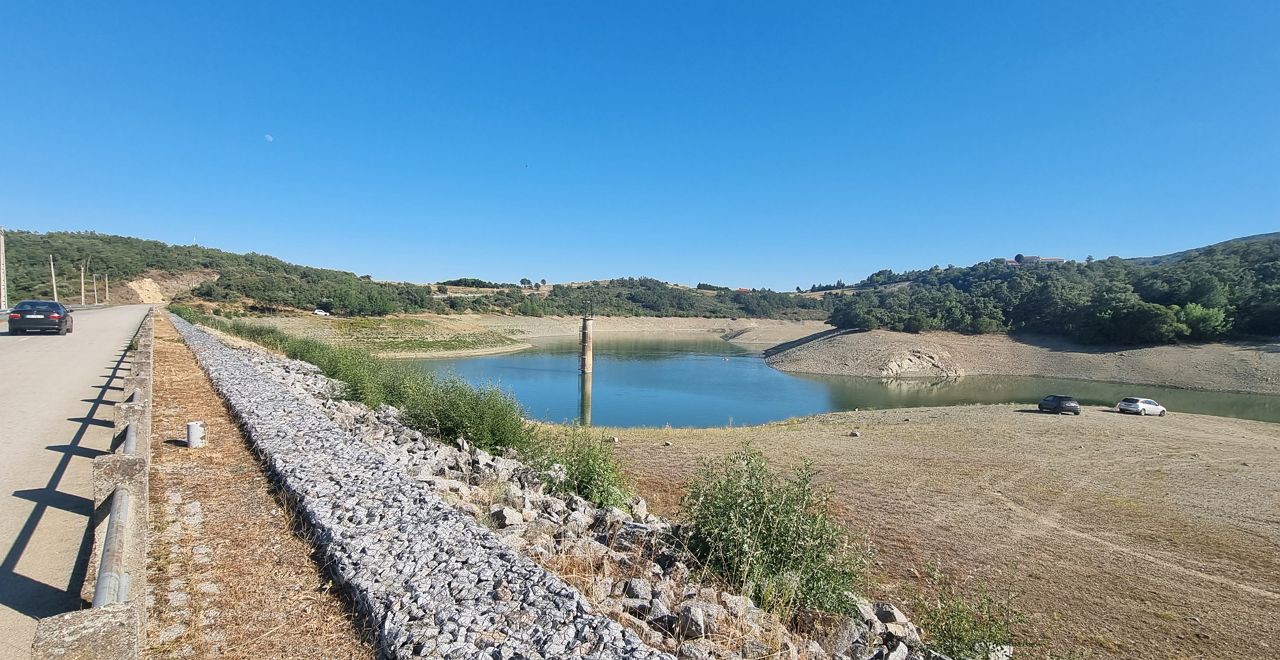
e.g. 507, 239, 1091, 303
104, 273, 109, 304
80, 262, 86, 305
0, 226, 8, 310
49, 255, 59, 302
92, 275, 99, 305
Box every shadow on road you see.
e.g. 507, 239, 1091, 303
0, 342, 131, 619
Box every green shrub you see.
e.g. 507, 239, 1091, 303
528, 426, 631, 508
681, 443, 866, 615
913, 566, 1021, 660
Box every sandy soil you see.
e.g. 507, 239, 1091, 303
450, 314, 830, 345
767, 329, 1280, 395
115, 269, 218, 305
604, 405, 1280, 660
149, 315, 370, 658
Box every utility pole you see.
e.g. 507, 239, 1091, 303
104, 273, 109, 305
80, 261, 87, 305
49, 255, 59, 302
0, 226, 8, 310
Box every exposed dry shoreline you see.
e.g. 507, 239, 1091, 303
607, 404, 1280, 660
766, 329, 1280, 395
449, 314, 830, 345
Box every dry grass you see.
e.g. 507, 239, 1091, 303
147, 314, 372, 659
237, 314, 522, 357
606, 406, 1280, 660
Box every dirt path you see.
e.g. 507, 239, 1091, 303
148, 314, 371, 658
604, 405, 1280, 659
767, 329, 1280, 395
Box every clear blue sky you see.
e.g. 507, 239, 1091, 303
2, 2, 1276, 290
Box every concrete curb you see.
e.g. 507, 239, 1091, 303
32, 307, 154, 659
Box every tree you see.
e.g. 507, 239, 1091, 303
1178, 303, 1230, 340
520, 278, 532, 288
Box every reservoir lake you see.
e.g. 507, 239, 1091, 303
410, 334, 1280, 427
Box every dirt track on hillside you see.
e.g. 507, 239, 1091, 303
767, 329, 1280, 395
607, 405, 1280, 659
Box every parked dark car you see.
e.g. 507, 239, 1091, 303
7, 300, 74, 335
1038, 394, 1080, 415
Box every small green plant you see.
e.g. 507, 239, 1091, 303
912, 565, 1021, 660
681, 443, 867, 616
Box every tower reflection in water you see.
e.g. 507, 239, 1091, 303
578, 371, 592, 426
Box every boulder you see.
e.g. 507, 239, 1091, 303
884, 621, 921, 646
677, 640, 714, 660
623, 577, 653, 601
675, 602, 710, 639
488, 505, 523, 528
621, 598, 650, 618
875, 602, 908, 624
630, 495, 649, 519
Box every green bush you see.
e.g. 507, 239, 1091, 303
912, 566, 1021, 660
528, 426, 631, 508
168, 305, 633, 509
681, 444, 866, 615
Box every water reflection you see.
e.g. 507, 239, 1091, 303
579, 371, 593, 426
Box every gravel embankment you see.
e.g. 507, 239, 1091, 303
767, 329, 1280, 394
170, 315, 667, 659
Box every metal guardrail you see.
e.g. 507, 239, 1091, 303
91, 488, 131, 606
121, 422, 138, 457
90, 312, 150, 609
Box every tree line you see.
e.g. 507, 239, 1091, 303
3, 231, 833, 319
828, 234, 1279, 343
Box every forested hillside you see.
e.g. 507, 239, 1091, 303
828, 234, 1280, 343
2, 230, 832, 319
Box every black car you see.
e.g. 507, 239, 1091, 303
1038, 394, 1080, 415
7, 300, 74, 335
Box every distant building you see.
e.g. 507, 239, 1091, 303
1009, 255, 1066, 265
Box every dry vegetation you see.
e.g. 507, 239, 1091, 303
237, 314, 524, 357
605, 405, 1280, 659
147, 314, 371, 659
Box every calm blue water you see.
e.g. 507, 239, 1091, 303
409, 334, 1280, 427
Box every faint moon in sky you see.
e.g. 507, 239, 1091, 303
264, 133, 274, 143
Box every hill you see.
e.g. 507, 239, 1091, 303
1127, 232, 1280, 266
827, 234, 1280, 343
1, 230, 833, 319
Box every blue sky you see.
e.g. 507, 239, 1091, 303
1, 2, 1276, 290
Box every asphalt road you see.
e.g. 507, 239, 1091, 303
0, 305, 149, 659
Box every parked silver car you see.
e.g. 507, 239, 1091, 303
1117, 397, 1166, 416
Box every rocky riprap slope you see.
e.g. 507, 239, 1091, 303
173, 315, 984, 660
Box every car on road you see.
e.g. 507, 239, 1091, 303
1117, 397, 1167, 416
7, 300, 74, 335
1038, 394, 1081, 415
